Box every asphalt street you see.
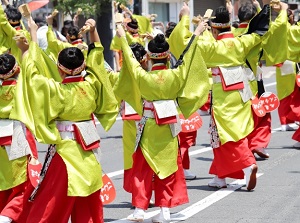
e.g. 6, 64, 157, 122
36, 66, 300, 223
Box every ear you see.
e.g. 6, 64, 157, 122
15, 66, 20, 75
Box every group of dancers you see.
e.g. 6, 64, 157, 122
1, 0, 300, 222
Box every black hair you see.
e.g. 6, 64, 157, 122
148, 34, 169, 53
58, 47, 84, 70
4, 5, 22, 26
61, 20, 74, 37
238, 3, 257, 23
67, 26, 81, 41
127, 18, 139, 32
211, 6, 231, 32
34, 16, 46, 27
0, 54, 16, 74
148, 34, 169, 64
130, 42, 147, 62
165, 22, 177, 38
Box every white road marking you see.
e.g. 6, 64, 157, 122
109, 174, 264, 223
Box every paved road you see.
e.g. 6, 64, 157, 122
37, 67, 300, 223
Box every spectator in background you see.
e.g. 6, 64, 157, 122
61, 20, 73, 37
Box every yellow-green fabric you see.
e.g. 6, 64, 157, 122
123, 120, 136, 170
11, 42, 118, 196
169, 16, 192, 60
262, 10, 288, 66
0, 6, 30, 64
232, 24, 248, 37
132, 14, 153, 34
107, 71, 136, 170
0, 83, 27, 190
46, 26, 88, 62
275, 64, 296, 100
287, 24, 300, 62
114, 36, 209, 179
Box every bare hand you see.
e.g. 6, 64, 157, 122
179, 2, 190, 19
46, 14, 53, 26
252, 0, 261, 9
226, 0, 233, 14
15, 35, 29, 53
28, 16, 38, 33
85, 19, 96, 32
194, 21, 208, 36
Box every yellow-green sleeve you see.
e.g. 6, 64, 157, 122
262, 10, 288, 66
11, 42, 63, 144
169, 15, 193, 59
132, 14, 153, 34
0, 7, 30, 63
85, 42, 119, 131
110, 35, 122, 51
113, 37, 144, 115
287, 25, 300, 62
46, 26, 72, 62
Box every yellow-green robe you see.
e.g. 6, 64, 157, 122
169, 12, 287, 144
108, 70, 136, 171
0, 6, 31, 64
0, 79, 28, 191
132, 14, 153, 34
10, 42, 119, 196
114, 36, 209, 179
46, 26, 88, 62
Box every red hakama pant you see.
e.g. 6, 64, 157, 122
209, 138, 256, 179
247, 111, 271, 152
178, 131, 197, 169
131, 147, 188, 210
26, 154, 103, 223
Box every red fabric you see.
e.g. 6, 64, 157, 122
287, 86, 300, 121
151, 65, 168, 71
247, 108, 271, 151
0, 181, 33, 222
238, 23, 248, 28
199, 92, 211, 111
178, 131, 197, 169
217, 32, 234, 40
1, 80, 17, 86
278, 95, 295, 125
26, 154, 103, 223
292, 128, 300, 141
0, 136, 12, 146
131, 148, 188, 210
209, 138, 256, 179
62, 76, 84, 84
123, 168, 133, 193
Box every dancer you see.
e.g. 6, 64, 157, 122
114, 4, 210, 221
14, 17, 118, 223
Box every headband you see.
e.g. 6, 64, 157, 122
57, 61, 86, 76
147, 50, 170, 60
210, 22, 231, 29
0, 62, 19, 80
126, 24, 138, 33
8, 20, 20, 25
